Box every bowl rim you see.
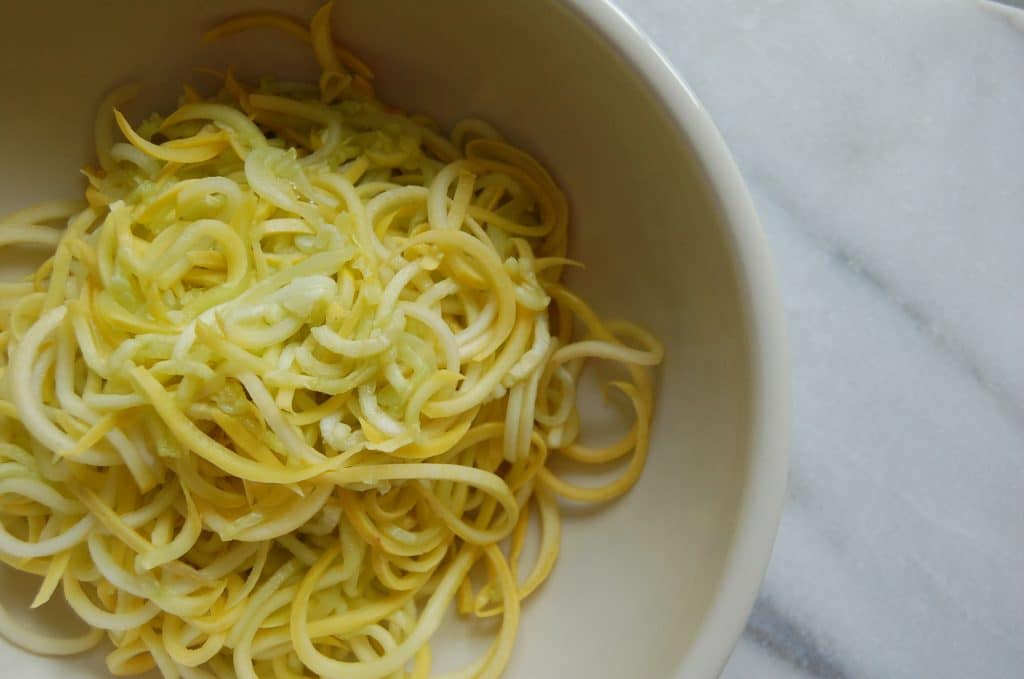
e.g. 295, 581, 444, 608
559, 1, 790, 676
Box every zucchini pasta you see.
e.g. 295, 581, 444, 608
0, 3, 662, 677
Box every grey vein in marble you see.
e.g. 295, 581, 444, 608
745, 598, 856, 679
746, 167, 1023, 421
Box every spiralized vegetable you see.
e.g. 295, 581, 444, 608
0, 3, 663, 678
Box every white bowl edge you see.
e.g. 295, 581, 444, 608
560, 2, 791, 676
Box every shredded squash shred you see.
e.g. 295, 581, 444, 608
0, 3, 663, 677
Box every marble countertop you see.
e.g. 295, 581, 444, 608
613, 1, 1024, 677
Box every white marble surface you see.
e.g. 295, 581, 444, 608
612, 0, 1024, 677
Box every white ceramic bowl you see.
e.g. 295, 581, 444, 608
0, 1, 788, 677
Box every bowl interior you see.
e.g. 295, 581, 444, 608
0, 1, 762, 677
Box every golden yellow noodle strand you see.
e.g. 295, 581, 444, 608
0, 3, 662, 678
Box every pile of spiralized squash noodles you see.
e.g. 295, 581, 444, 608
0, 3, 662, 678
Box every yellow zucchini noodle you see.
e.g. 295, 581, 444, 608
0, 3, 663, 677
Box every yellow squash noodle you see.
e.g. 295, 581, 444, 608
0, 3, 663, 678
